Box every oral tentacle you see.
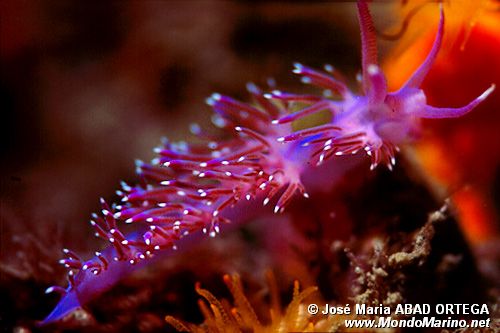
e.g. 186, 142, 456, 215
417, 84, 495, 118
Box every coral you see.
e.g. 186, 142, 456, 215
39, 0, 494, 327
165, 274, 345, 333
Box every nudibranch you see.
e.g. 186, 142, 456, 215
42, 1, 494, 325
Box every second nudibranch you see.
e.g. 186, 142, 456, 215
42, 1, 494, 325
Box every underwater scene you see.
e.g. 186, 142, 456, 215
1, 1, 499, 332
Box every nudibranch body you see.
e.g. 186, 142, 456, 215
42, 1, 494, 325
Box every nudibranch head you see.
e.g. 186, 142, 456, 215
271, 2, 494, 170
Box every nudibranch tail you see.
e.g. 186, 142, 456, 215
42, 80, 313, 324
42, 1, 494, 325
43, 289, 81, 324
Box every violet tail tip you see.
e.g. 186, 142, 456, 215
38, 290, 81, 326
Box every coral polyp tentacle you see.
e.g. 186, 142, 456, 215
43, 0, 494, 325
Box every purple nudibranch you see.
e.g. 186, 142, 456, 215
42, 1, 494, 325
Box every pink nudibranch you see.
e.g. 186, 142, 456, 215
42, 1, 494, 325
